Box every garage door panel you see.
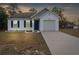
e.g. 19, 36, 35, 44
43, 20, 56, 31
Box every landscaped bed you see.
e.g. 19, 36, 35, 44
60, 29, 79, 38
0, 32, 51, 55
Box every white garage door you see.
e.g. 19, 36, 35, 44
43, 20, 56, 31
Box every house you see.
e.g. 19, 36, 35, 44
65, 22, 75, 28
73, 25, 79, 29
8, 8, 59, 32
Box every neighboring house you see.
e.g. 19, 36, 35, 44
8, 8, 59, 32
65, 22, 75, 28
73, 25, 79, 29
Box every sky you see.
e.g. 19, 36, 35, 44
0, 3, 79, 22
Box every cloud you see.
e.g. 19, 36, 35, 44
18, 6, 31, 12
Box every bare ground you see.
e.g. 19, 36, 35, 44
0, 32, 51, 55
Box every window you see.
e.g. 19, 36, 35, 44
11, 20, 20, 28
13, 20, 18, 28
24, 20, 32, 28
26, 20, 30, 28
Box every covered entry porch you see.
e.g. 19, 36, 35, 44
32, 18, 40, 32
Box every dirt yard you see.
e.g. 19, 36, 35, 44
0, 32, 51, 55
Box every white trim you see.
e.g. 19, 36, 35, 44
32, 20, 34, 32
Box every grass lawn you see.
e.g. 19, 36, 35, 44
0, 32, 51, 55
60, 29, 79, 38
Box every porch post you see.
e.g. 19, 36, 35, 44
32, 19, 34, 32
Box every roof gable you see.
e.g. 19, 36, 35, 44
31, 8, 59, 19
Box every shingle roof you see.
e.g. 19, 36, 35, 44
9, 12, 35, 18
8, 8, 59, 19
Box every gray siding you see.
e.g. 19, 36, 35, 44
39, 11, 59, 31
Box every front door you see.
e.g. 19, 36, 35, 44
34, 20, 39, 30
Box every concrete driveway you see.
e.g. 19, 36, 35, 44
42, 32, 79, 55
